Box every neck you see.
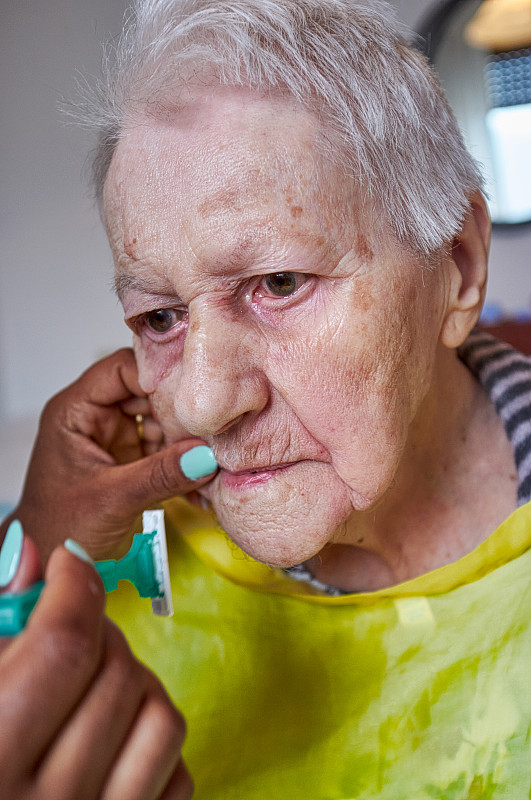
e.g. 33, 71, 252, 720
307, 346, 518, 592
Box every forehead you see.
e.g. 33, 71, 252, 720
103, 88, 381, 292
107, 89, 355, 216
107, 87, 323, 185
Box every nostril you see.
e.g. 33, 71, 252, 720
212, 414, 245, 436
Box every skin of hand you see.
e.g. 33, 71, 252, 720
0, 348, 217, 562
0, 539, 193, 800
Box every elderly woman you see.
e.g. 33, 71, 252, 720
35, 0, 531, 796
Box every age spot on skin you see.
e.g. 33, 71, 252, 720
355, 287, 373, 314
291, 206, 303, 219
124, 238, 138, 258
355, 233, 374, 264
198, 188, 242, 218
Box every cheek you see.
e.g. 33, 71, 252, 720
270, 345, 369, 448
265, 303, 384, 429
265, 334, 362, 475
134, 338, 189, 440
134, 336, 183, 394
263, 292, 425, 491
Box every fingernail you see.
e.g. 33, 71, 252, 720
64, 539, 94, 564
0, 519, 24, 587
180, 446, 218, 480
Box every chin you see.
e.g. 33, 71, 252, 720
208, 462, 354, 567
223, 524, 330, 569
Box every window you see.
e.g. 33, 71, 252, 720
417, 0, 531, 225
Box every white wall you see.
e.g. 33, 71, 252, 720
0, 0, 130, 423
0, 0, 529, 426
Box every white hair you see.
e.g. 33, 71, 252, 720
83, 0, 484, 255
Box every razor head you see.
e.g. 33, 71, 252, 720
142, 509, 174, 617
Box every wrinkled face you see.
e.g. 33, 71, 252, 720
104, 88, 449, 567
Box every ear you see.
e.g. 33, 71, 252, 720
440, 191, 491, 349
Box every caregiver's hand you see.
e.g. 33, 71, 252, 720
0, 540, 192, 800
2, 348, 217, 561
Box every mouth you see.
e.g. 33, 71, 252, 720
220, 462, 297, 490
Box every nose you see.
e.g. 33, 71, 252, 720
173, 304, 269, 437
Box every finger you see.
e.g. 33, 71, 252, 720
68, 405, 162, 464
37, 621, 146, 800
122, 414, 164, 447
84, 348, 145, 405
0, 545, 105, 771
120, 396, 154, 418
100, 413, 163, 464
184, 490, 208, 509
4, 535, 43, 593
101, 679, 187, 800
60, 348, 145, 411
104, 440, 218, 515
139, 416, 164, 444
158, 761, 194, 800
0, 530, 42, 665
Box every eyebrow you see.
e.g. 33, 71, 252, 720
114, 272, 181, 301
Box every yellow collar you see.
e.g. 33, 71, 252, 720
163, 498, 531, 605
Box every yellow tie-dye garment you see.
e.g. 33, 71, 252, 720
106, 499, 531, 799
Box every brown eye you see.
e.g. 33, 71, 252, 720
264, 273, 300, 297
144, 308, 181, 333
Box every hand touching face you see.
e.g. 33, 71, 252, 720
6, 349, 216, 562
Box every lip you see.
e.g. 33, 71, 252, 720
220, 462, 296, 490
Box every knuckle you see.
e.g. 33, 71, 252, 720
39, 395, 62, 429
173, 761, 194, 800
108, 648, 141, 694
0, 740, 21, 791
40, 621, 98, 678
42, 385, 72, 418
37, 773, 84, 800
102, 623, 143, 690
142, 672, 187, 747
158, 700, 187, 747
186, 773, 194, 799
150, 456, 178, 496
42, 391, 62, 415
34, 783, 62, 800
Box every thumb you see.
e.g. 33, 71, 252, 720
106, 440, 218, 514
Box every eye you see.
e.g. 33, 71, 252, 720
262, 272, 303, 297
144, 308, 184, 334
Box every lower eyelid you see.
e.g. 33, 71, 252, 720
141, 328, 185, 346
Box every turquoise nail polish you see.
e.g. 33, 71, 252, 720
180, 446, 218, 480
0, 519, 24, 587
64, 539, 94, 564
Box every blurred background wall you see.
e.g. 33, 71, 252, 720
1, 0, 130, 424
1, 0, 530, 501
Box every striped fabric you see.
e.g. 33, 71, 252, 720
459, 329, 531, 506
286, 330, 531, 594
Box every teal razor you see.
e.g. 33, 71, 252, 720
0, 510, 173, 636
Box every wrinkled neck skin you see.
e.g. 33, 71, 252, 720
104, 87, 517, 593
